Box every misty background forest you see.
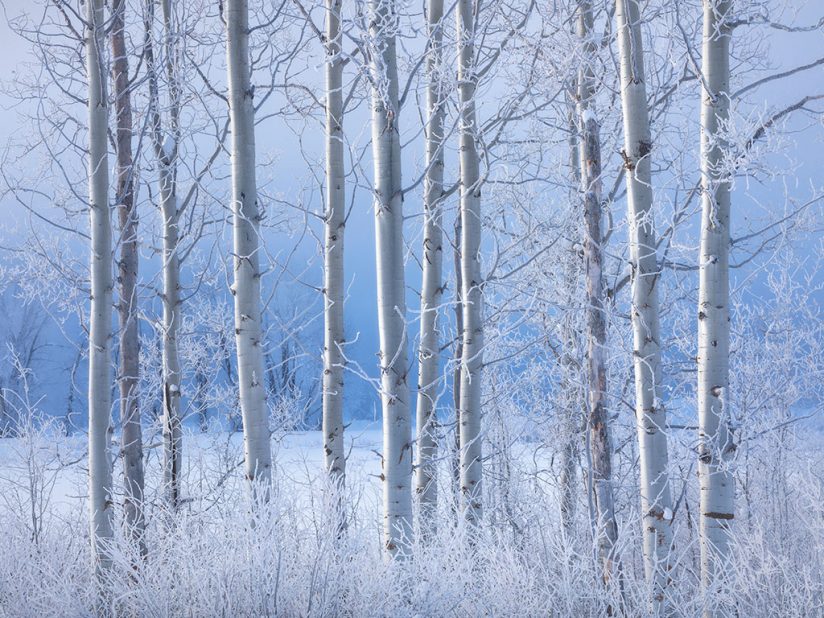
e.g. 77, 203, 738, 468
0, 0, 822, 616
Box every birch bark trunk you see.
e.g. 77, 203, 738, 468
457, 0, 484, 530
226, 0, 272, 496
368, 0, 412, 556
414, 0, 446, 534
111, 0, 145, 552
323, 0, 346, 514
576, 0, 619, 585
615, 0, 674, 608
698, 1, 735, 613
86, 0, 114, 575
147, 0, 183, 509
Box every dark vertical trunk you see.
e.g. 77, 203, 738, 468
576, 0, 620, 593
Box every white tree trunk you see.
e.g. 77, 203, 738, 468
457, 0, 484, 531
148, 0, 184, 509
159, 0, 183, 513
415, 0, 445, 535
368, 0, 412, 557
323, 0, 346, 510
698, 1, 735, 613
577, 0, 619, 585
111, 0, 145, 553
226, 0, 272, 496
615, 0, 674, 608
85, 0, 114, 575
159, 167, 182, 508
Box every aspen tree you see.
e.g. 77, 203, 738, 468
560, 82, 583, 537
456, 0, 484, 530
111, 0, 145, 552
368, 0, 412, 556
615, 0, 674, 608
323, 0, 347, 517
146, 0, 183, 508
451, 214, 464, 515
576, 0, 619, 585
698, 1, 735, 613
415, 0, 446, 535
86, 0, 115, 575
226, 0, 272, 496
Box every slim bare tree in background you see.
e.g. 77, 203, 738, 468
697, 0, 735, 613
111, 0, 146, 554
451, 214, 464, 516
85, 0, 115, 576
559, 83, 583, 536
146, 0, 183, 509
322, 0, 347, 507
615, 0, 673, 608
576, 0, 619, 586
368, 0, 412, 556
226, 0, 272, 497
456, 0, 484, 531
415, 0, 446, 536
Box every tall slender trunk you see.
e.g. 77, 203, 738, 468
576, 0, 619, 585
86, 0, 114, 576
698, 1, 735, 613
615, 0, 673, 608
457, 0, 484, 531
323, 0, 346, 499
368, 0, 412, 557
451, 214, 463, 516
560, 84, 582, 537
147, 0, 183, 509
226, 0, 272, 496
159, 163, 182, 506
111, 0, 145, 552
415, 0, 446, 535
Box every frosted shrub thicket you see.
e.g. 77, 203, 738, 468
0, 412, 822, 616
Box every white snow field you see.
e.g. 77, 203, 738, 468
1, 416, 823, 617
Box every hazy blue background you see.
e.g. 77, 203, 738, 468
0, 0, 821, 429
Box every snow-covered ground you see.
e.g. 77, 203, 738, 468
1, 421, 823, 616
